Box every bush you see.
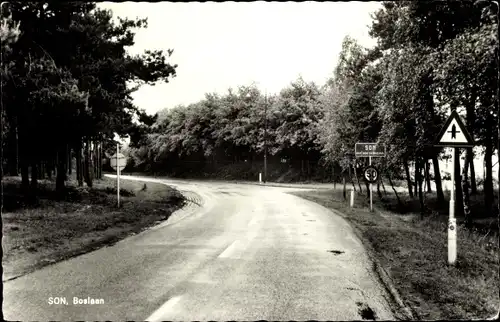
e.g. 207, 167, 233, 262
102, 186, 135, 197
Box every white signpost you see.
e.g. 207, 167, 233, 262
110, 144, 127, 207
355, 143, 386, 212
435, 110, 474, 265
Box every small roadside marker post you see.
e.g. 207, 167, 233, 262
435, 110, 474, 265
117, 144, 120, 207
369, 156, 373, 212
355, 143, 385, 212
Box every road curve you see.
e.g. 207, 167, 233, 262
3, 175, 394, 321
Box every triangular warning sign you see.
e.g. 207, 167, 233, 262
435, 110, 474, 147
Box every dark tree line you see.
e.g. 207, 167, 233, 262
1, 2, 177, 199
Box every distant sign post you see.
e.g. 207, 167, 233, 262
355, 143, 386, 158
110, 144, 127, 208
435, 110, 474, 266
355, 143, 386, 212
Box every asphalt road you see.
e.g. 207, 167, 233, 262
3, 175, 394, 321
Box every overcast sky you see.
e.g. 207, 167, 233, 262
98, 1, 382, 115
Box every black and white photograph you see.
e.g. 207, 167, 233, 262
1, 1, 499, 320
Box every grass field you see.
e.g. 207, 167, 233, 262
290, 188, 499, 320
2, 176, 185, 281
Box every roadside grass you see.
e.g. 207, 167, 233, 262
2, 176, 185, 281
290, 188, 499, 320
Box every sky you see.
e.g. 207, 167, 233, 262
98, 1, 382, 116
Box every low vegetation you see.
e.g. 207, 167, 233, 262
291, 188, 499, 320
2, 176, 185, 281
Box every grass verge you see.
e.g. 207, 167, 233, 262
2, 176, 185, 281
290, 188, 499, 320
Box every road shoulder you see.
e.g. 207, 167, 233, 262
328, 206, 416, 320
2, 176, 186, 282
290, 189, 499, 320
288, 191, 414, 320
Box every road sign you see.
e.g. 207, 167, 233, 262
363, 165, 379, 184
110, 153, 127, 171
435, 110, 474, 147
434, 110, 474, 265
355, 143, 386, 157
112, 146, 127, 208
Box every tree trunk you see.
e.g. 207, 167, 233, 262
15, 126, 19, 175
97, 142, 100, 179
467, 148, 477, 194
98, 141, 102, 179
483, 157, 486, 187
343, 174, 347, 201
67, 145, 72, 175
417, 159, 425, 220
37, 162, 42, 180
19, 132, 30, 196
76, 141, 83, 186
95, 141, 99, 179
21, 162, 29, 195
56, 145, 67, 196
462, 150, 470, 185
377, 180, 382, 199
333, 164, 337, 190
414, 158, 418, 197
83, 141, 89, 185
93, 143, 97, 178
462, 154, 472, 229
100, 141, 103, 179
349, 164, 356, 192
80, 144, 84, 184
84, 140, 93, 188
404, 159, 413, 198
380, 178, 388, 196
454, 148, 464, 219
388, 173, 402, 207
354, 162, 363, 193
8, 124, 19, 176
466, 86, 477, 194
46, 158, 52, 179
484, 122, 494, 216
30, 162, 38, 194
425, 160, 432, 193
432, 155, 445, 203
89, 140, 94, 185
306, 156, 311, 180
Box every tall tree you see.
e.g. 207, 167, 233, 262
3, 2, 177, 196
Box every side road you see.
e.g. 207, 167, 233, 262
119, 172, 411, 192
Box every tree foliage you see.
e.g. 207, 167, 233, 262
132, 1, 498, 217
1, 2, 177, 197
